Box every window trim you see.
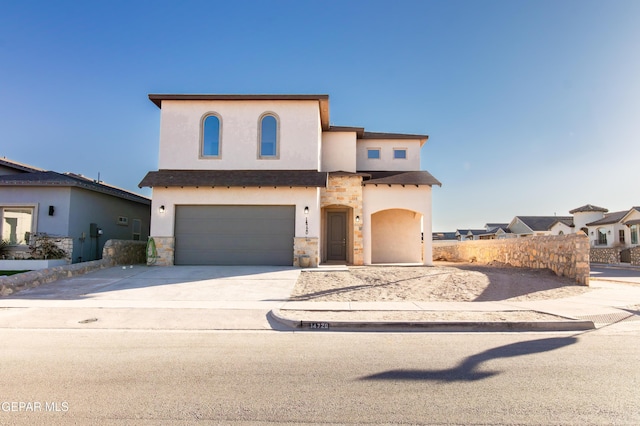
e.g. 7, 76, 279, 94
258, 112, 280, 159
200, 112, 222, 159
367, 148, 381, 159
393, 148, 408, 159
1, 203, 38, 246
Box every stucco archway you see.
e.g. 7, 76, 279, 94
371, 208, 422, 263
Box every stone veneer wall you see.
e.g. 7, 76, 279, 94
1, 239, 147, 297
293, 237, 319, 267
102, 240, 147, 265
320, 174, 364, 265
433, 234, 590, 285
4, 235, 73, 263
147, 237, 175, 266
591, 246, 640, 266
589, 247, 620, 264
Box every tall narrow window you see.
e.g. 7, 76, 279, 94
631, 225, 638, 245
597, 228, 607, 245
202, 114, 221, 157
259, 114, 278, 158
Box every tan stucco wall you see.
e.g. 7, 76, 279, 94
321, 132, 356, 172
363, 185, 433, 265
356, 138, 421, 171
150, 187, 320, 238
371, 209, 422, 263
158, 100, 322, 171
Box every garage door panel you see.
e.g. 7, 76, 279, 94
174, 205, 295, 265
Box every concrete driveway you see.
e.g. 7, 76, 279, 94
0, 265, 301, 330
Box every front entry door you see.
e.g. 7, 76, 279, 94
327, 211, 347, 261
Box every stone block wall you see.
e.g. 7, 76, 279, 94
589, 247, 620, 264
433, 234, 590, 285
102, 240, 146, 265
1, 239, 147, 297
4, 235, 73, 263
293, 237, 319, 267
147, 237, 175, 266
632, 247, 640, 266
321, 174, 364, 265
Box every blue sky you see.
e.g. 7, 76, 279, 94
1, 0, 638, 231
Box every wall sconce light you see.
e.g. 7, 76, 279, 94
355, 215, 361, 223
304, 206, 309, 215
159, 205, 165, 214
48, 206, 55, 216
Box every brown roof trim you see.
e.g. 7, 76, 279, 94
148, 94, 331, 129
361, 171, 442, 187
139, 169, 327, 188
326, 126, 365, 138
0, 171, 150, 204
361, 131, 429, 146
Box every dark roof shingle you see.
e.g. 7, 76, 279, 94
361, 171, 442, 187
139, 170, 328, 188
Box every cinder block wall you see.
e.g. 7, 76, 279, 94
433, 234, 590, 285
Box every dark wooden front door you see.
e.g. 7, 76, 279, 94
327, 211, 347, 261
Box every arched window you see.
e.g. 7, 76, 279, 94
259, 114, 278, 158
202, 114, 221, 157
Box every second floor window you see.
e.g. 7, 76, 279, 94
259, 114, 278, 158
202, 114, 221, 157
393, 148, 407, 159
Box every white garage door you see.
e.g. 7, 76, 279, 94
174, 205, 295, 265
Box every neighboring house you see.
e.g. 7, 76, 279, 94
508, 216, 573, 237
454, 229, 486, 241
432, 231, 457, 241
478, 223, 512, 240
0, 160, 151, 262
584, 207, 640, 248
139, 94, 441, 267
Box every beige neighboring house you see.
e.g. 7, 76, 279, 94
139, 94, 441, 267
571, 204, 640, 248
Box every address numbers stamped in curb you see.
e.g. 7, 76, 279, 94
305, 322, 330, 330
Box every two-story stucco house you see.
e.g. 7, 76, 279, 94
139, 94, 441, 267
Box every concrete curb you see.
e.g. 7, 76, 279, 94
268, 309, 596, 333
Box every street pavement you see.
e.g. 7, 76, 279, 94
1, 264, 640, 331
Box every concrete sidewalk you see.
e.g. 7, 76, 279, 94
271, 277, 640, 331
1, 264, 640, 332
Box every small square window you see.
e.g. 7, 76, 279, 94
393, 149, 407, 159
367, 149, 381, 159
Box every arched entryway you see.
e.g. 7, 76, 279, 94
371, 208, 422, 263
